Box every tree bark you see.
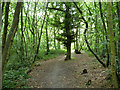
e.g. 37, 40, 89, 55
57, 29, 60, 49
65, 3, 71, 60
0, 3, 2, 89
2, 2, 23, 73
2, 2, 10, 52
46, 14, 50, 54
117, 2, 120, 64
75, 28, 78, 50
20, 4, 24, 61
99, 2, 109, 67
54, 27, 56, 50
107, 2, 118, 88
0, 2, 1, 32
94, 2, 98, 54
2, 2, 5, 17
74, 2, 106, 67
116, 2, 120, 83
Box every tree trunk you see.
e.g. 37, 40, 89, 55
73, 31, 76, 49
2, 2, 5, 17
2, 2, 23, 73
99, 2, 109, 67
2, 2, 10, 52
54, 27, 56, 50
117, 2, 120, 65
94, 2, 98, 54
78, 27, 81, 50
20, 4, 24, 61
33, 3, 48, 63
116, 2, 120, 83
75, 28, 78, 50
65, 3, 71, 60
23, 4, 29, 58
74, 2, 106, 67
0, 2, 2, 89
57, 29, 60, 49
66, 42, 71, 60
107, 2, 118, 88
0, 2, 2, 32
46, 14, 50, 54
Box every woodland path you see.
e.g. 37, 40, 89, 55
27, 51, 110, 88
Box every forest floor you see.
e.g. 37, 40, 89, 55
27, 51, 111, 88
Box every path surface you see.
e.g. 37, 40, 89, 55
27, 52, 110, 88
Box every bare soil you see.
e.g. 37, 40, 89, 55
27, 51, 111, 88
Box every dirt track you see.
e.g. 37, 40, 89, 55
27, 52, 110, 88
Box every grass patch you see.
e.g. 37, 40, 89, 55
37, 49, 66, 61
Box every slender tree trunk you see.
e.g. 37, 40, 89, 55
0, 3, 2, 89
46, 15, 50, 54
116, 2, 120, 82
0, 2, 2, 32
117, 2, 120, 64
20, 4, 24, 61
23, 5, 29, 58
99, 1, 109, 67
54, 27, 56, 50
74, 2, 106, 67
78, 26, 81, 50
57, 29, 60, 49
23, 5, 28, 58
73, 31, 76, 49
75, 28, 78, 50
2, 2, 23, 73
2, 2, 5, 17
33, 3, 48, 63
107, 2, 118, 88
94, 2, 98, 53
2, 2, 10, 53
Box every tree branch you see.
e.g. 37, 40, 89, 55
84, 1, 92, 16
73, 2, 106, 67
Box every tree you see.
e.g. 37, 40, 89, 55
2, 2, 10, 52
64, 3, 72, 60
20, 3, 24, 61
116, 2, 120, 68
46, 14, 50, 54
0, 2, 2, 32
99, 1, 109, 67
2, 2, 23, 73
73, 2, 106, 67
33, 2, 48, 63
49, 2, 78, 60
0, 2, 2, 89
107, 2, 118, 88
